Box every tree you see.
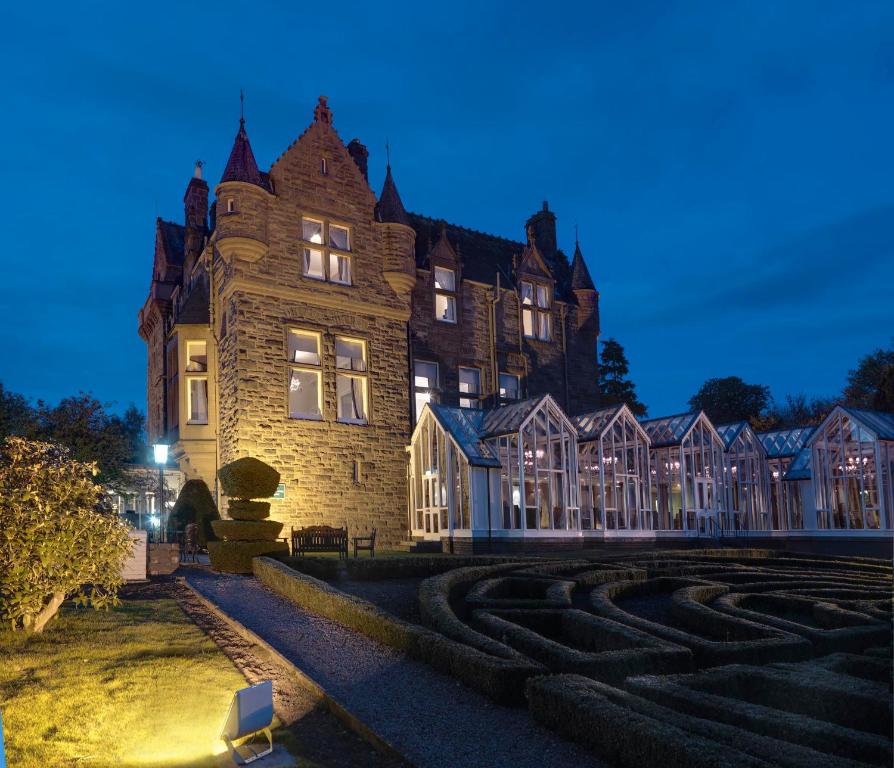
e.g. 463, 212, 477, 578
688, 376, 771, 425
598, 338, 647, 417
169, 479, 220, 546
843, 343, 894, 413
0, 437, 133, 633
0, 382, 37, 438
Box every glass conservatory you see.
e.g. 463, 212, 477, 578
640, 412, 726, 533
575, 405, 652, 532
758, 427, 814, 530
716, 422, 771, 531
408, 396, 580, 542
810, 407, 894, 532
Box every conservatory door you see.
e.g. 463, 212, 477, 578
694, 478, 717, 534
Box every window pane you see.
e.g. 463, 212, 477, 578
459, 367, 480, 394
434, 267, 455, 292
303, 248, 324, 279
329, 224, 350, 251
186, 341, 207, 372
414, 361, 438, 388
499, 373, 519, 400
459, 398, 481, 409
336, 337, 366, 371
337, 375, 367, 423
289, 369, 321, 419
435, 293, 456, 323
302, 218, 323, 244
522, 307, 534, 337
537, 311, 551, 340
288, 331, 320, 365
329, 252, 351, 285
520, 281, 534, 305
536, 284, 550, 308
415, 391, 432, 421
188, 378, 208, 424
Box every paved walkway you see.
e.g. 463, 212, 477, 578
185, 570, 606, 768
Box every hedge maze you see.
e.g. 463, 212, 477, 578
259, 549, 892, 766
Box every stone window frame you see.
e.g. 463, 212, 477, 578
300, 214, 353, 286
433, 265, 457, 324
520, 280, 552, 342
458, 365, 483, 409
286, 327, 324, 421
334, 334, 370, 426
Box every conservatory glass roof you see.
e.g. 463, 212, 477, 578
639, 412, 701, 448
758, 426, 815, 458
574, 404, 625, 441
784, 446, 812, 481
481, 395, 551, 438
841, 407, 894, 441
715, 421, 750, 450
426, 404, 501, 467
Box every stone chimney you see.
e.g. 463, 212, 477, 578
184, 160, 209, 231
525, 201, 557, 261
347, 139, 369, 182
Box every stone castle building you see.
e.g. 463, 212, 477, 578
138, 96, 600, 547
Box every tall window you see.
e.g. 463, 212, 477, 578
521, 280, 551, 340
336, 336, 368, 424
434, 266, 456, 323
185, 340, 208, 425
458, 367, 481, 408
414, 361, 439, 422
288, 330, 322, 420
499, 372, 520, 401
166, 340, 179, 430
302, 217, 352, 285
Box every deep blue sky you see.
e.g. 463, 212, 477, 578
1, 1, 891, 417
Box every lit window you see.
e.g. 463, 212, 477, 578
226, 198, 236, 213
287, 330, 322, 420
458, 367, 481, 409
499, 372, 520, 401
329, 252, 351, 285
329, 224, 350, 251
301, 217, 351, 285
302, 218, 324, 244
303, 248, 324, 279
434, 266, 457, 324
336, 336, 368, 424
186, 341, 207, 372
414, 360, 438, 423
521, 280, 552, 341
185, 340, 208, 425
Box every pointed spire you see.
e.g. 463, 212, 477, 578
570, 239, 596, 292
376, 163, 410, 227
220, 103, 262, 187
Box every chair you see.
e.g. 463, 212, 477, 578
220, 681, 274, 765
180, 522, 198, 563
353, 527, 377, 558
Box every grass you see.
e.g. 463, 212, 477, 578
0, 599, 249, 768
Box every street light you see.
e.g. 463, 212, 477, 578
153, 443, 168, 543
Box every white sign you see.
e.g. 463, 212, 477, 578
122, 529, 148, 582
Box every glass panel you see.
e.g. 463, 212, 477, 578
435, 293, 456, 323
337, 375, 367, 424
303, 248, 324, 279
434, 267, 455, 291
329, 252, 351, 285
289, 369, 321, 419
499, 373, 519, 400
288, 331, 320, 365
302, 218, 323, 244
188, 378, 208, 424
335, 337, 366, 371
522, 308, 534, 337
415, 361, 438, 388
537, 311, 551, 340
536, 284, 550, 308
520, 281, 533, 305
329, 224, 350, 251
459, 366, 480, 407
186, 341, 207, 372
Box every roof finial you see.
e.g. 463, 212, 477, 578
239, 88, 245, 125
194, 160, 204, 179
575, 223, 579, 246
385, 138, 391, 169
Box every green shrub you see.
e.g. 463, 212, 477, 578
227, 500, 271, 521
207, 540, 289, 573
211, 519, 283, 542
217, 457, 280, 499
0, 437, 133, 633
169, 479, 219, 546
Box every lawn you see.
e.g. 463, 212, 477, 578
0, 599, 249, 768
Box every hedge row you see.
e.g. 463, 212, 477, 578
253, 557, 543, 705
279, 554, 529, 582
625, 672, 891, 767
464, 577, 575, 610
515, 561, 648, 586
474, 608, 691, 686
589, 578, 812, 667
795, 652, 892, 687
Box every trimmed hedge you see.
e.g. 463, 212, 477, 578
514, 561, 648, 586
210, 519, 283, 542
169, 478, 220, 546
464, 577, 575, 610
228, 500, 271, 521
253, 557, 544, 705
217, 457, 280, 499
207, 540, 289, 573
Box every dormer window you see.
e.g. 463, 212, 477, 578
521, 280, 551, 341
226, 198, 236, 213
301, 217, 352, 285
434, 267, 456, 323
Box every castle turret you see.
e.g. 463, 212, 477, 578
375, 163, 416, 295
570, 239, 599, 328
214, 117, 270, 264
183, 161, 209, 274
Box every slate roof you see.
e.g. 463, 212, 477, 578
175, 276, 210, 325
570, 242, 596, 291
375, 166, 410, 226
158, 219, 185, 266
426, 404, 500, 467
639, 412, 701, 448
758, 427, 815, 458
221, 118, 264, 188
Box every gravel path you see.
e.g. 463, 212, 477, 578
334, 578, 423, 623
185, 570, 608, 768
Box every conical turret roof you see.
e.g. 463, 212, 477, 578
376, 165, 410, 227
221, 118, 263, 187
570, 241, 596, 291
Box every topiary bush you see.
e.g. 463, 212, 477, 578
210, 519, 283, 541
0, 437, 133, 633
169, 478, 219, 546
217, 457, 280, 500
207, 540, 289, 573
228, 500, 271, 521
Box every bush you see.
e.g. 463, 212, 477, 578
228, 500, 271, 521
207, 540, 289, 573
210, 519, 283, 542
217, 457, 280, 500
169, 479, 219, 546
0, 437, 133, 633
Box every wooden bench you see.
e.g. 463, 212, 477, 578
352, 528, 376, 558
291, 525, 348, 559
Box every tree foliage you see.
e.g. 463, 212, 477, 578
750, 393, 837, 432
688, 376, 771, 425
0, 437, 133, 633
843, 343, 894, 413
169, 479, 220, 546
598, 338, 647, 417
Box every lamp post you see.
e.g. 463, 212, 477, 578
153, 443, 169, 543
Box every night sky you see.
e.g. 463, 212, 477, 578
1, 1, 891, 418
